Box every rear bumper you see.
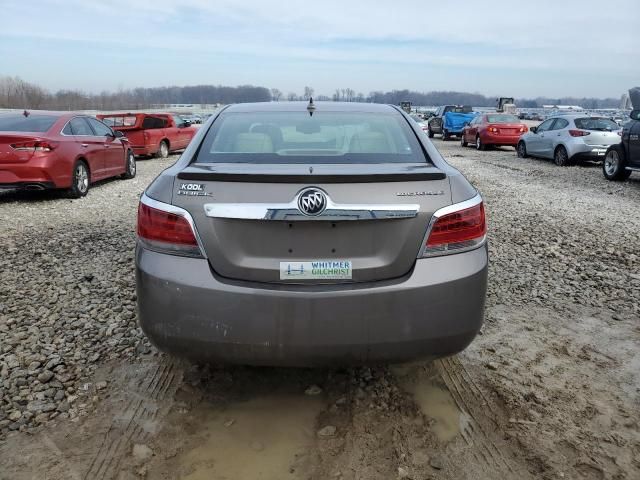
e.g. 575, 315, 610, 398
481, 133, 521, 146
567, 142, 610, 160
0, 181, 56, 191
136, 245, 488, 366
0, 165, 63, 188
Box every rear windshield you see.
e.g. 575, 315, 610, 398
574, 117, 620, 131
0, 114, 58, 132
446, 106, 473, 114
195, 111, 428, 164
142, 116, 169, 129
486, 114, 520, 123
101, 115, 137, 127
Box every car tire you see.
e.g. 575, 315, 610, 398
122, 150, 136, 179
427, 127, 434, 138
603, 145, 631, 181
554, 145, 570, 166
475, 135, 486, 151
460, 134, 468, 147
156, 140, 169, 159
68, 160, 90, 198
517, 141, 528, 158
442, 129, 449, 141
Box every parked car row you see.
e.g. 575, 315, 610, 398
518, 111, 544, 121
409, 90, 640, 183
0, 110, 200, 197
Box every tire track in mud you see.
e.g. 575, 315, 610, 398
435, 357, 527, 478
82, 360, 183, 480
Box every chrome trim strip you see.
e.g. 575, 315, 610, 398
203, 193, 419, 221
139, 193, 207, 258
417, 193, 485, 258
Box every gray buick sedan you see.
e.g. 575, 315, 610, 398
136, 101, 488, 366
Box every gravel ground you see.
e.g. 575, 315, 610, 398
0, 157, 168, 433
0, 142, 639, 480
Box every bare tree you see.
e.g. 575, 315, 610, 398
270, 88, 282, 101
287, 92, 298, 101
345, 88, 355, 102
303, 86, 314, 100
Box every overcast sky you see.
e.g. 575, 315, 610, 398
1, 0, 638, 98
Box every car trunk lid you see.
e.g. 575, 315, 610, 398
173, 163, 450, 284
0, 134, 47, 163
488, 123, 526, 135
582, 130, 621, 147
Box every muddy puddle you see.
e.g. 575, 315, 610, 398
392, 363, 462, 442
175, 394, 323, 480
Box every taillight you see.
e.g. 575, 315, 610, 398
137, 195, 203, 257
569, 129, 590, 137
10, 140, 57, 152
519, 126, 528, 133
421, 195, 486, 257
487, 126, 499, 133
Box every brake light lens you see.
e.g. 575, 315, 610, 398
519, 125, 528, 133
569, 129, 590, 137
137, 197, 203, 257
10, 141, 57, 152
487, 126, 499, 133
422, 197, 486, 257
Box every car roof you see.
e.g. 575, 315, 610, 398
223, 101, 399, 113
98, 112, 171, 116
0, 110, 78, 119
548, 113, 608, 120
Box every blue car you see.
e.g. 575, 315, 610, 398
442, 111, 478, 140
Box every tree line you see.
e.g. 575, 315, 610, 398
0, 76, 271, 110
0, 76, 621, 111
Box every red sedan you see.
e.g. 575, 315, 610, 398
460, 113, 528, 150
0, 111, 136, 197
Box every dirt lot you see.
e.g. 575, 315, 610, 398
1, 140, 639, 480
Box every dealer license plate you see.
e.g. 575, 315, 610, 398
279, 260, 352, 280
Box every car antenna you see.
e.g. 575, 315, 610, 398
23, 110, 30, 117
307, 97, 315, 117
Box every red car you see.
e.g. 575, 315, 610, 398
97, 113, 197, 158
460, 113, 528, 150
0, 112, 135, 197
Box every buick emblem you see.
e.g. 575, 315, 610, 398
297, 188, 327, 216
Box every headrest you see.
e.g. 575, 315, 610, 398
349, 131, 391, 153
233, 133, 274, 153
